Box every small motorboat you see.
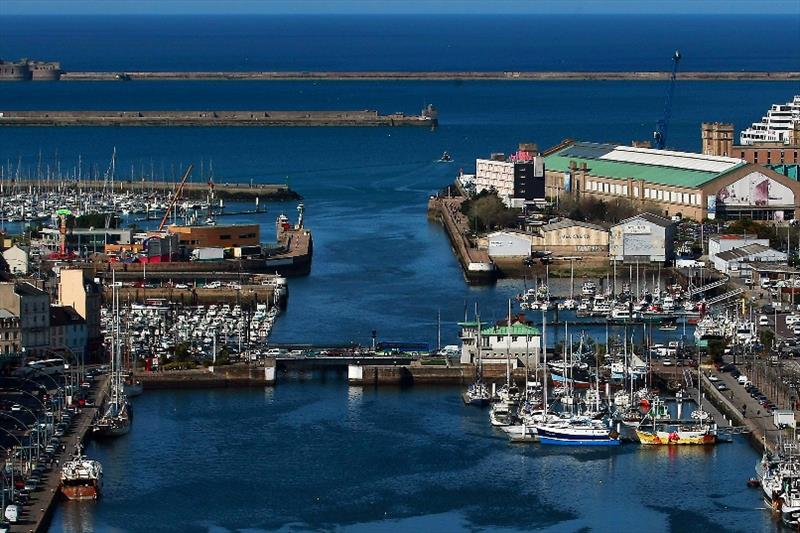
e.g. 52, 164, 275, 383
438, 151, 453, 163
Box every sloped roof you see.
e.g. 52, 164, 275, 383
482, 324, 541, 336
545, 141, 748, 188
614, 212, 674, 228
49, 305, 85, 327
715, 243, 782, 262
542, 218, 606, 232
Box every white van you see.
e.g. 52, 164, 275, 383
759, 315, 770, 327
738, 375, 749, 385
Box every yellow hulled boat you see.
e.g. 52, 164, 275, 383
636, 427, 716, 445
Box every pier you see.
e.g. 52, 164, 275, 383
427, 196, 496, 285
2, 178, 297, 201
54, 70, 800, 82
0, 110, 436, 128
11, 376, 109, 533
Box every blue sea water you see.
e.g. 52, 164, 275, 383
53, 384, 771, 533
0, 15, 796, 532
1, 15, 799, 72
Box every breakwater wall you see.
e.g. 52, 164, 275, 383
57, 71, 800, 81
137, 364, 276, 389
5, 178, 297, 200
427, 196, 496, 285
0, 110, 435, 127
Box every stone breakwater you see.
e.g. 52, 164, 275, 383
0, 110, 436, 127
56, 70, 800, 81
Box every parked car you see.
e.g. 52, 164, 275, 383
717, 383, 729, 391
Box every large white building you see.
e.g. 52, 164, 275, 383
708, 235, 770, 261
712, 244, 787, 276
2, 245, 28, 275
609, 213, 675, 263
474, 148, 545, 208
486, 230, 533, 258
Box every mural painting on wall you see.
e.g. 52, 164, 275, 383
716, 173, 793, 207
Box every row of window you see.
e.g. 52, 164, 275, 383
643, 188, 701, 206
751, 151, 799, 164
587, 179, 700, 206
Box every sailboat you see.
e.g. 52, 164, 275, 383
462, 308, 491, 407
94, 277, 133, 437
122, 311, 143, 398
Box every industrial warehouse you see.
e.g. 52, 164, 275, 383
543, 140, 800, 221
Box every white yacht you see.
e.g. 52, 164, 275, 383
740, 95, 800, 145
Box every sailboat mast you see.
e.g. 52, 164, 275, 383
506, 299, 511, 386
542, 309, 548, 411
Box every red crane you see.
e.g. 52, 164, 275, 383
158, 164, 194, 231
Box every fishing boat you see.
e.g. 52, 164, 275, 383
59, 445, 103, 500
438, 151, 453, 163
462, 381, 491, 406
658, 320, 678, 331
635, 401, 716, 445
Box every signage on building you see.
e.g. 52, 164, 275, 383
623, 224, 651, 235
577, 245, 601, 252
560, 232, 592, 240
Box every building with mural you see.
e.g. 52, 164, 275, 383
544, 140, 800, 221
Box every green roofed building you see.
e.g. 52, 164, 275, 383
543, 140, 800, 221
458, 319, 541, 366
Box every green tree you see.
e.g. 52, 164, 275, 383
174, 342, 192, 362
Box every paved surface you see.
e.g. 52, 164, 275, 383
703, 366, 783, 452
10, 376, 108, 533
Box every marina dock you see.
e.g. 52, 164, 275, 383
10, 376, 109, 533
54, 70, 800, 82
0, 110, 436, 128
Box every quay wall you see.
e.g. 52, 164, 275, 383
5, 178, 296, 200
427, 197, 496, 285
57, 70, 800, 82
0, 110, 435, 127
101, 285, 280, 306
17, 376, 110, 533
137, 364, 276, 389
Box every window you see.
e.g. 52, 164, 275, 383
633, 186, 639, 197
219, 235, 231, 240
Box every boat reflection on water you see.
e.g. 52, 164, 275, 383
59, 500, 97, 533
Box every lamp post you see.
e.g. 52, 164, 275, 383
0, 426, 30, 477
0, 413, 37, 466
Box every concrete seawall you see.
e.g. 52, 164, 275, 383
56, 70, 800, 81
4, 178, 297, 200
427, 196, 496, 285
0, 110, 436, 127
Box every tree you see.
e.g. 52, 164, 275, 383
461, 189, 519, 232
707, 339, 726, 365
174, 342, 192, 362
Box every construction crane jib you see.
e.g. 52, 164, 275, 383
653, 50, 681, 150
158, 164, 194, 232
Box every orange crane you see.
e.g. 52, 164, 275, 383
158, 164, 194, 231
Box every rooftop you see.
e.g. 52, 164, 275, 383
614, 212, 674, 228
49, 305, 86, 327
715, 243, 780, 261
542, 218, 606, 232
545, 141, 748, 188
481, 324, 541, 336
0, 309, 18, 319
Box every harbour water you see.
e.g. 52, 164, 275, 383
53, 381, 769, 533
1, 14, 796, 531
